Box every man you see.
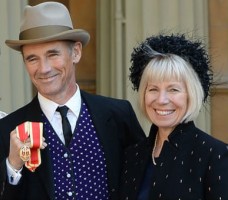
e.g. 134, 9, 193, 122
0, 2, 145, 200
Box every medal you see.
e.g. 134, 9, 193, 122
19, 145, 31, 162
16, 121, 43, 172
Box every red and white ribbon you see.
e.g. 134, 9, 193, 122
16, 121, 43, 172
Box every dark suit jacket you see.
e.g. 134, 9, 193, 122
120, 122, 228, 200
0, 90, 145, 200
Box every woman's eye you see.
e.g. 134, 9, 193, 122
148, 88, 157, 92
170, 88, 179, 92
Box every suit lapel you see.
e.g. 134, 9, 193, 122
26, 97, 55, 199
81, 91, 121, 192
80, 91, 115, 151
37, 148, 55, 199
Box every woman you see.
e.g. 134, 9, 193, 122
120, 34, 228, 200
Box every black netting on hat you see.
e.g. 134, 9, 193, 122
129, 33, 213, 101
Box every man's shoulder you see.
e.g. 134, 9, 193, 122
80, 90, 134, 113
0, 97, 40, 128
81, 90, 129, 104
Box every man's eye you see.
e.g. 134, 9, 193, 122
26, 58, 37, 63
49, 53, 59, 57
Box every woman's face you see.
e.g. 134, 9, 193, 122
145, 80, 188, 133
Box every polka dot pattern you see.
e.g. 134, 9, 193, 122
43, 102, 109, 200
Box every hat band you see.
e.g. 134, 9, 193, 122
19, 25, 72, 40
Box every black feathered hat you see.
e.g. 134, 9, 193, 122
129, 33, 213, 101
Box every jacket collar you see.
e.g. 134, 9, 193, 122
148, 121, 196, 150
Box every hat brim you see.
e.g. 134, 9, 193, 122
5, 29, 90, 51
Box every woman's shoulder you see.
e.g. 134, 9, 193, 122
179, 122, 228, 150
195, 127, 228, 150
186, 126, 228, 162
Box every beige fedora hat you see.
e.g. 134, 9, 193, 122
5, 2, 90, 51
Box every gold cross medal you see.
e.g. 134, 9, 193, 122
16, 121, 43, 172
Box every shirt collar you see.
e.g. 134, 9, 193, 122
38, 85, 81, 122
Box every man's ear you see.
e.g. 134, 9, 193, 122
72, 42, 82, 63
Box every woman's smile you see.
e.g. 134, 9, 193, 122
155, 109, 175, 116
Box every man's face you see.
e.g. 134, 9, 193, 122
22, 41, 82, 103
